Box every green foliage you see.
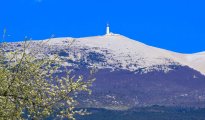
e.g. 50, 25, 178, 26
0, 41, 95, 120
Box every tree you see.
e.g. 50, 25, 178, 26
0, 39, 95, 120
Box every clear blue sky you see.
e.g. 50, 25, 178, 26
0, 0, 205, 53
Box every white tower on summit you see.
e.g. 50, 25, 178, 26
106, 24, 110, 35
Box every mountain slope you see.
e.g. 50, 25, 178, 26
41, 34, 205, 75
4, 34, 205, 109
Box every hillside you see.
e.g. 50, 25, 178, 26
4, 34, 205, 109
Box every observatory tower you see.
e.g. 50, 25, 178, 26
106, 24, 110, 35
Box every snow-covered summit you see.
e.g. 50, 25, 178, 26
39, 34, 205, 75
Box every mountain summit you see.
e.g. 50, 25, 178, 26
42, 34, 205, 75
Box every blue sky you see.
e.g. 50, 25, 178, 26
0, 0, 205, 53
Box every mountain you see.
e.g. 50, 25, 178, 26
41, 34, 205, 75
4, 34, 205, 109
